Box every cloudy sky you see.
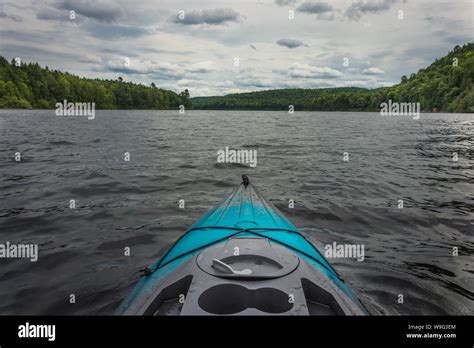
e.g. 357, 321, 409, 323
0, 0, 472, 96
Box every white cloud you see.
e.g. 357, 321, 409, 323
285, 63, 343, 79
362, 67, 385, 75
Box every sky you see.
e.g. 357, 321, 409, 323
0, 0, 472, 97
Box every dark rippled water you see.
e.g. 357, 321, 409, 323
0, 109, 472, 315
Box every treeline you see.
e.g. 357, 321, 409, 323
0, 56, 191, 109
192, 43, 474, 113
192, 87, 385, 111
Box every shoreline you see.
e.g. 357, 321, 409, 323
0, 108, 471, 114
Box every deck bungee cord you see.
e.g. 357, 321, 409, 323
143, 225, 343, 281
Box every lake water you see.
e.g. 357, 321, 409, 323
0, 109, 472, 315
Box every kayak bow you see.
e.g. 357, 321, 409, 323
117, 175, 368, 315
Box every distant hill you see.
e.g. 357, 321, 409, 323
0, 56, 191, 109
192, 43, 474, 113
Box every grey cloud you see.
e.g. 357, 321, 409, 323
138, 47, 193, 55
323, 41, 346, 48
145, 71, 182, 81
187, 68, 209, 74
85, 24, 151, 39
296, 2, 334, 14
315, 52, 332, 58
36, 8, 80, 22
0, 43, 82, 62
345, 0, 398, 21
277, 38, 307, 49
56, 0, 123, 23
0, 29, 53, 43
275, 0, 297, 6
422, 15, 471, 46
0, 10, 22, 22
237, 80, 274, 88
443, 34, 474, 45
401, 45, 451, 62
424, 16, 458, 25
98, 59, 215, 81
79, 55, 102, 64
395, 44, 456, 74
100, 48, 140, 57
97, 64, 183, 81
101, 65, 140, 74
368, 50, 392, 59
186, 64, 215, 74
171, 8, 241, 26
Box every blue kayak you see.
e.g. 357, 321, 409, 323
117, 175, 368, 315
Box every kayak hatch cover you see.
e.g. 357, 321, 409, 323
116, 175, 368, 315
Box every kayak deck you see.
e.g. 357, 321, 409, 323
117, 176, 368, 315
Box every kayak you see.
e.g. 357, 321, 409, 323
117, 175, 368, 315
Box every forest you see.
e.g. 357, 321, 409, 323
0, 43, 472, 112
192, 43, 474, 113
0, 56, 191, 109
